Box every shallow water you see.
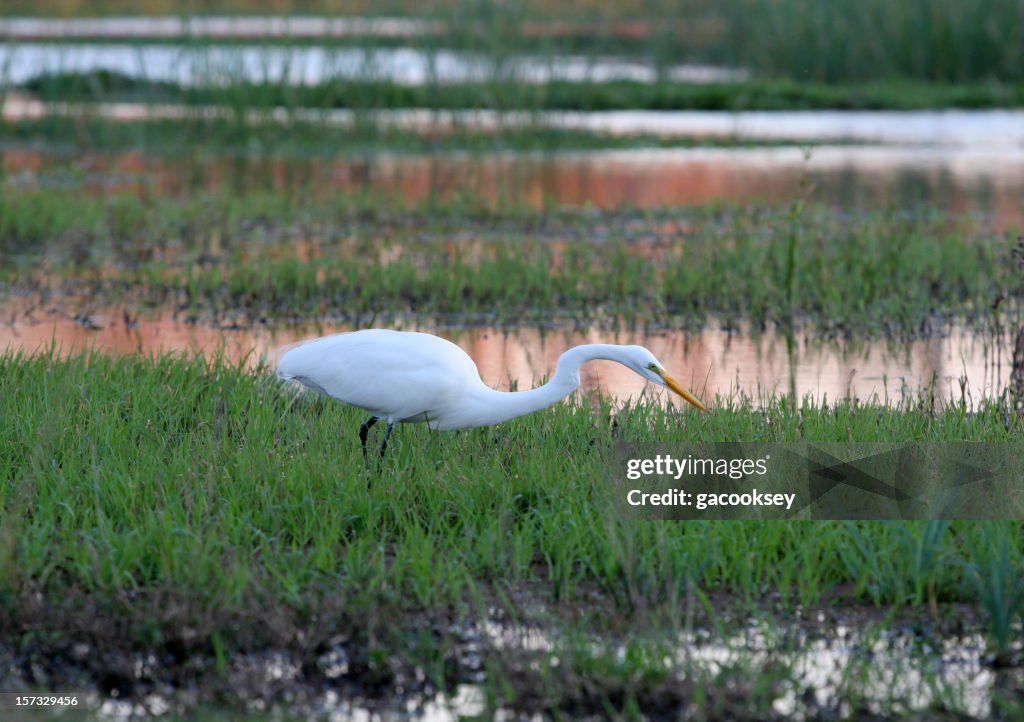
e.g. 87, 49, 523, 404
0, 42, 745, 86
682, 625, 996, 719
6, 93, 1024, 145
0, 312, 1011, 407
4, 618, 1008, 721
234, 622, 1008, 720
4, 142, 1024, 227
550, 108, 1024, 145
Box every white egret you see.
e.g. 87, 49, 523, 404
277, 329, 707, 460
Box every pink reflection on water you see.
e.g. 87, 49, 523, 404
0, 312, 1010, 408
4, 144, 1023, 228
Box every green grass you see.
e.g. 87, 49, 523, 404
1, 351, 1023, 716
8, 0, 1024, 84
0, 114, 818, 159
22, 71, 1024, 111
1, 191, 1017, 337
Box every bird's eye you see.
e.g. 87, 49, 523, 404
647, 363, 657, 370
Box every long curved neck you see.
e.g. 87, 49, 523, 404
464, 344, 631, 426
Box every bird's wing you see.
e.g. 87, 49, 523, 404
278, 330, 478, 421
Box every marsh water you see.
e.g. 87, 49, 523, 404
0, 313, 1012, 408
3, 110, 1022, 405
2, 34, 1022, 406
4, 139, 1024, 227
5, 20, 1024, 722
0, 41, 747, 86
5, 616, 1009, 721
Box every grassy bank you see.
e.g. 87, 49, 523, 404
2, 351, 1023, 717
22, 72, 1024, 111
0, 192, 1017, 337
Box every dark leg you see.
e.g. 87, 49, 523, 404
359, 416, 378, 464
379, 420, 396, 459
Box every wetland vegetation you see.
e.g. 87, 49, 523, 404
8, 0, 1024, 86
3, 1, 1024, 720
7, 0, 1024, 120
1, 191, 1018, 338
21, 72, 1024, 112
2, 185, 1022, 715
3, 352, 1024, 719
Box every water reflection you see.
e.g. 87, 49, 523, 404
4, 144, 1024, 227
0, 313, 1010, 407
0, 42, 744, 86
677, 625, 995, 719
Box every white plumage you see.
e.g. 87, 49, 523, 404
278, 329, 706, 458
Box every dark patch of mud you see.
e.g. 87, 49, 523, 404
2, 583, 476, 719
1, 583, 1019, 720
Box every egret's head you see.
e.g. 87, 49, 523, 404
626, 346, 708, 413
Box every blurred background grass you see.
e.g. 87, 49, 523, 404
6, 0, 1023, 84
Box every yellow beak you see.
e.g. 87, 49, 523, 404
655, 368, 708, 413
